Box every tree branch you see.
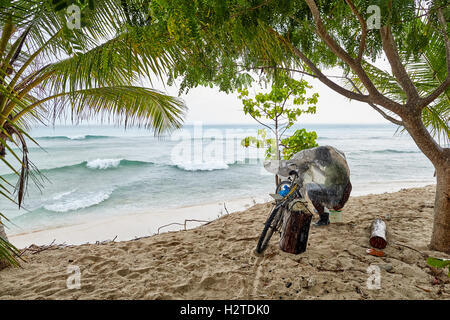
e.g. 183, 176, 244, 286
279, 124, 291, 139
303, 0, 403, 114
403, 113, 445, 167
380, 25, 420, 104
344, 0, 367, 62
250, 114, 275, 135
370, 104, 404, 126
345, 76, 403, 126
237, 64, 317, 78
278, 91, 292, 117
268, 28, 371, 103
304, 0, 355, 65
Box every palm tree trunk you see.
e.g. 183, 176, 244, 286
0, 132, 6, 157
0, 132, 8, 242
0, 221, 8, 269
0, 221, 7, 241
0, 132, 10, 243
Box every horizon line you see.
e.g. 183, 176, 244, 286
32, 122, 395, 127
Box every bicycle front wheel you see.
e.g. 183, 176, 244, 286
255, 205, 284, 254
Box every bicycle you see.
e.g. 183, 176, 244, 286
255, 169, 308, 254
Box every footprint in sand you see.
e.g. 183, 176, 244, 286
76, 255, 103, 264
116, 268, 131, 277
126, 272, 141, 279
199, 274, 217, 289
90, 259, 118, 272
116, 266, 152, 278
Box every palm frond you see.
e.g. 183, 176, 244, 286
9, 85, 186, 135
0, 1, 190, 267
0, 236, 21, 268
54, 86, 186, 134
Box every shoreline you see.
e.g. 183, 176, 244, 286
8, 195, 272, 248
7, 182, 435, 248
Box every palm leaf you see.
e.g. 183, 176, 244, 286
0, 1, 190, 267
53, 86, 186, 134
0, 236, 21, 268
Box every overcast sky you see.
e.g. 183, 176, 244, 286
52, 61, 395, 126
148, 67, 391, 125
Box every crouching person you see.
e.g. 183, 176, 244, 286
273, 145, 352, 227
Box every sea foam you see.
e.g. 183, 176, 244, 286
86, 159, 122, 169
44, 190, 112, 212
175, 161, 230, 171
36, 135, 111, 141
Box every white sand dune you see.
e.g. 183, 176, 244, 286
0, 185, 449, 299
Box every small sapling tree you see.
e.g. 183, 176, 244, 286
238, 76, 319, 185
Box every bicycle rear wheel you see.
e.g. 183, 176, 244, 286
255, 205, 284, 254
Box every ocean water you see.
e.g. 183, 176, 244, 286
0, 123, 435, 233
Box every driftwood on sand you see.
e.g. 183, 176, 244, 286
157, 219, 211, 235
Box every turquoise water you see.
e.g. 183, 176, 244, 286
0, 123, 435, 233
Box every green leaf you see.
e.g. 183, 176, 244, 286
427, 257, 450, 268
427, 257, 450, 277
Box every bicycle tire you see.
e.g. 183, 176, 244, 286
255, 205, 284, 254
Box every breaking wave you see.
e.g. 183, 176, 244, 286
372, 149, 419, 154
174, 160, 231, 171
36, 135, 112, 141
39, 159, 154, 173
43, 190, 112, 213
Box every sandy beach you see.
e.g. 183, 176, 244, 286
0, 185, 449, 300
7, 195, 271, 248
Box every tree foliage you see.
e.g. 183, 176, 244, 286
281, 128, 318, 160
238, 75, 318, 160
147, 0, 448, 142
